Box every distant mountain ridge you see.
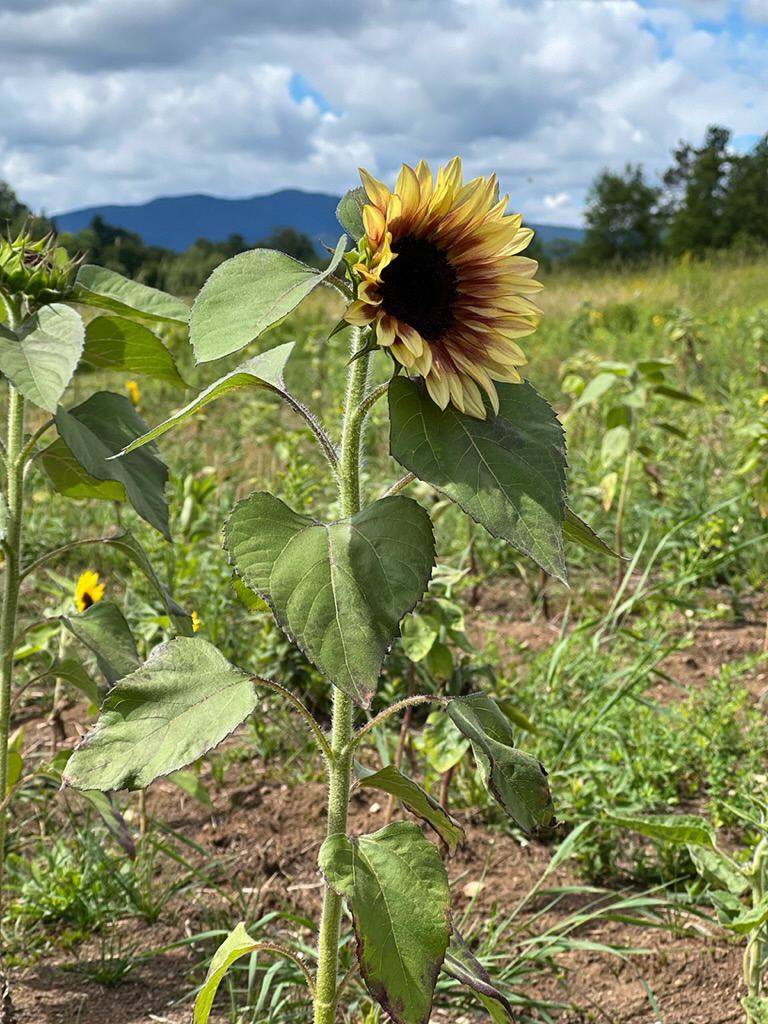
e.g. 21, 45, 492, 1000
52, 189, 584, 254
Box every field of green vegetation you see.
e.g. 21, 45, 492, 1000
2, 246, 768, 1024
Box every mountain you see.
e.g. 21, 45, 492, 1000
52, 189, 583, 253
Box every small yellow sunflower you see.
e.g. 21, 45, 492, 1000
125, 380, 140, 406
191, 610, 201, 632
344, 157, 542, 419
75, 570, 105, 613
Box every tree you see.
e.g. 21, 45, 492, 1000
719, 133, 768, 248
255, 226, 320, 266
581, 164, 665, 265
663, 125, 732, 254
0, 181, 51, 237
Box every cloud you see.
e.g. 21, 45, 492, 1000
0, 0, 766, 227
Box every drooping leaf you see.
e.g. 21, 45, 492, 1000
725, 894, 768, 935
687, 846, 749, 896
356, 764, 464, 853
40, 437, 127, 501
73, 265, 190, 324
55, 391, 170, 539
63, 637, 258, 791
389, 377, 567, 581
103, 530, 193, 635
0, 304, 84, 412
564, 506, 617, 557
447, 693, 555, 834
118, 343, 299, 455
319, 822, 451, 1024
572, 371, 618, 409
168, 769, 213, 810
77, 789, 136, 859
337, 186, 367, 241
442, 929, 515, 1023
605, 813, 716, 849
190, 235, 347, 362
652, 383, 702, 404
62, 602, 141, 684
424, 711, 470, 774
194, 922, 260, 1024
83, 315, 187, 387
45, 656, 100, 705
225, 493, 435, 707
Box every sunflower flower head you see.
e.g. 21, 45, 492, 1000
343, 157, 542, 419
125, 379, 140, 406
75, 570, 105, 613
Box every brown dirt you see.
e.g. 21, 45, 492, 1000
4, 614, 766, 1024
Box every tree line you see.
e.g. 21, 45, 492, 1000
574, 124, 768, 266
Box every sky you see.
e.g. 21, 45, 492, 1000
1, 0, 767, 228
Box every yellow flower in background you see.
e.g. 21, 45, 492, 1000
126, 380, 140, 405
75, 570, 105, 612
191, 611, 201, 632
344, 157, 542, 419
588, 309, 603, 323
759, 393, 768, 408
652, 315, 665, 330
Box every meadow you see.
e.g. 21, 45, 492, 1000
3, 246, 768, 1024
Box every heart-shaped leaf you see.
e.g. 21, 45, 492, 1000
190, 235, 347, 362
40, 437, 127, 501
225, 493, 435, 707
0, 304, 84, 412
389, 377, 567, 581
63, 637, 258, 791
442, 929, 516, 1023
319, 822, 451, 1024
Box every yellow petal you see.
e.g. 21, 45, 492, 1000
359, 168, 391, 211
425, 369, 451, 409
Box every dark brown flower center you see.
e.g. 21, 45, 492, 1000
378, 236, 458, 340
81, 593, 94, 609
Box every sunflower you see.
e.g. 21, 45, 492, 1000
343, 157, 542, 419
75, 570, 105, 613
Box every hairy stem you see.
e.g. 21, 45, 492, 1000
0, 384, 26, 905
313, 328, 371, 1024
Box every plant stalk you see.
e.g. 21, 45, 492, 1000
0, 384, 26, 905
313, 328, 371, 1024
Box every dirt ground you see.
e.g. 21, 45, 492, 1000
5, 614, 767, 1024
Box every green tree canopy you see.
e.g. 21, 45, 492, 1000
581, 164, 665, 265
663, 125, 732, 254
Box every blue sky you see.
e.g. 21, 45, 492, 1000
0, 0, 766, 227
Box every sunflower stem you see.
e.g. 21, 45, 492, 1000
313, 327, 372, 1024
0, 380, 26, 918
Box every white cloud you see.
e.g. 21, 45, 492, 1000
0, 0, 765, 227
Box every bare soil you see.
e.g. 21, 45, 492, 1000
5, 613, 767, 1024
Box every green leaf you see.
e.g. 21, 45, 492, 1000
78, 789, 136, 859
687, 846, 749, 895
652, 420, 688, 439
319, 822, 451, 1024
190, 235, 347, 362
447, 693, 555, 834
727, 894, 768, 935
425, 641, 454, 680
337, 186, 367, 241
55, 391, 170, 540
0, 304, 84, 412
194, 922, 260, 1024
572, 371, 618, 409
118, 342, 296, 456
605, 813, 716, 849
652, 383, 702, 404
45, 656, 100, 705
63, 637, 258, 791
168, 769, 213, 810
73, 265, 190, 324
103, 530, 193, 636
62, 602, 141, 684
83, 315, 187, 387
225, 493, 435, 707
389, 377, 567, 581
401, 614, 439, 662
6, 751, 22, 793
40, 437, 127, 501
424, 711, 470, 773
600, 425, 630, 466
356, 764, 465, 853
442, 929, 515, 1023
742, 996, 768, 1022
564, 507, 618, 557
